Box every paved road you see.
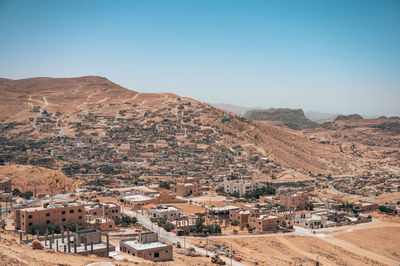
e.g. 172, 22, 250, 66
122, 208, 245, 266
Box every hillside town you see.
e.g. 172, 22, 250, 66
1, 168, 399, 265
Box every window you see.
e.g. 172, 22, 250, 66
69, 210, 74, 213
115, 210, 118, 213
154, 252, 159, 258
62, 211, 66, 215
79, 216, 82, 219
62, 218, 66, 222
109, 225, 112, 228
46, 213, 50, 217
94, 212, 97, 215
78, 209, 82, 213
46, 220, 51, 224
28, 215, 33, 219
28, 222, 32, 226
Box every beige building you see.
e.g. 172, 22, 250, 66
248, 214, 284, 232
279, 192, 308, 210
147, 205, 183, 222
86, 202, 121, 220
119, 232, 173, 262
89, 218, 115, 231
224, 180, 260, 197
14, 202, 85, 232
288, 210, 327, 229
0, 177, 12, 193
158, 192, 179, 203
229, 209, 250, 227
172, 183, 201, 197
120, 194, 158, 209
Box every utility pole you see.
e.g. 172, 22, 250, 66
230, 243, 233, 266
206, 238, 208, 257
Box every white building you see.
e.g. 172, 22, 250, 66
147, 205, 183, 221
224, 180, 260, 197
289, 210, 327, 229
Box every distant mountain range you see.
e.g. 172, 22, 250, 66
244, 108, 318, 130
211, 103, 380, 122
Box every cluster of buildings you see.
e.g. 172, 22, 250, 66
331, 173, 399, 196
228, 191, 373, 232
0, 97, 281, 187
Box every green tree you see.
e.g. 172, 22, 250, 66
12, 188, 21, 196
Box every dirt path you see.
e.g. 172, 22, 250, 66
129, 92, 141, 101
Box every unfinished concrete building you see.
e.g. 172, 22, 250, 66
29, 229, 115, 257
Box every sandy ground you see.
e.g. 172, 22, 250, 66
187, 221, 400, 266
1, 220, 399, 265
0, 230, 213, 266
168, 203, 207, 215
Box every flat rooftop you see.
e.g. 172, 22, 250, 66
21, 202, 83, 212
123, 195, 153, 201
123, 240, 169, 251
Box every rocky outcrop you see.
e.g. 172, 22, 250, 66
334, 114, 363, 121
244, 108, 318, 130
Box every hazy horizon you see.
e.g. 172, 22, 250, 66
1, 0, 399, 116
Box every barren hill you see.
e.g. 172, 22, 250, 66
0, 164, 78, 194
0, 76, 138, 122
244, 108, 318, 130
0, 76, 397, 183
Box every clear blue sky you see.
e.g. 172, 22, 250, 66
0, 0, 399, 116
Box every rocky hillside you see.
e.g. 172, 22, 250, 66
334, 114, 363, 121
0, 76, 398, 183
244, 108, 318, 130
0, 164, 78, 194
